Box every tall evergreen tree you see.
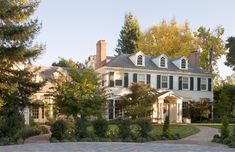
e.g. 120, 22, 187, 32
225, 37, 235, 71
115, 12, 141, 55
0, 0, 43, 137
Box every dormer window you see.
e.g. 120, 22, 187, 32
181, 58, 187, 69
160, 57, 166, 67
137, 55, 143, 65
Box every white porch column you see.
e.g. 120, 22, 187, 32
152, 101, 158, 123
158, 99, 164, 123
24, 105, 30, 125
176, 99, 182, 123
113, 100, 115, 119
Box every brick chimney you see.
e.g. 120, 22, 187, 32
96, 40, 107, 68
188, 51, 200, 67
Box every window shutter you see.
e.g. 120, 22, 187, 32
124, 73, 129, 88
109, 72, 114, 87
157, 75, 161, 89
190, 77, 194, 91
197, 78, 201, 91
147, 74, 151, 85
178, 77, 182, 90
169, 76, 173, 89
133, 73, 137, 83
208, 78, 212, 91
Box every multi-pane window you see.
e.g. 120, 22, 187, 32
108, 100, 114, 120
181, 59, 186, 69
161, 76, 168, 88
32, 106, 39, 119
115, 73, 122, 86
42, 105, 45, 119
160, 57, 166, 67
182, 77, 189, 89
201, 78, 207, 90
138, 74, 145, 83
115, 101, 122, 119
137, 55, 143, 65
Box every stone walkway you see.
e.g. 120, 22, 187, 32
24, 125, 51, 144
152, 126, 226, 147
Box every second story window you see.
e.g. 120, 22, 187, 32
182, 77, 189, 89
160, 57, 166, 67
181, 59, 186, 69
161, 76, 168, 88
138, 74, 145, 83
115, 73, 122, 86
201, 78, 207, 90
137, 55, 143, 65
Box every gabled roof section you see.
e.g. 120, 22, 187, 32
104, 54, 206, 74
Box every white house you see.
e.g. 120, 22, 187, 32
88, 40, 214, 123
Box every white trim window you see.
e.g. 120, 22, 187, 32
182, 77, 189, 89
181, 59, 186, 69
137, 55, 143, 65
115, 73, 122, 86
161, 76, 168, 88
138, 74, 145, 83
160, 57, 166, 67
201, 78, 207, 90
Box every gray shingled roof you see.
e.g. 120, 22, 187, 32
105, 54, 206, 74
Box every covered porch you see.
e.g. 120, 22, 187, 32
152, 91, 183, 124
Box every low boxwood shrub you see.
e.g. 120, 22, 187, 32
51, 120, 67, 141
129, 124, 141, 139
15, 126, 41, 140
118, 119, 131, 139
93, 119, 108, 138
75, 119, 91, 138
135, 119, 152, 138
105, 125, 119, 138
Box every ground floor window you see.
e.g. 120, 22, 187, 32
108, 100, 123, 120
42, 105, 45, 119
32, 105, 39, 119
108, 100, 114, 120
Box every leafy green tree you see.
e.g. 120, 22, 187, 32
214, 83, 235, 118
115, 12, 141, 55
52, 57, 78, 68
225, 37, 235, 71
119, 83, 159, 119
194, 26, 225, 73
0, 0, 43, 137
52, 59, 106, 119
138, 19, 197, 57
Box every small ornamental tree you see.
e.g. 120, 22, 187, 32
162, 116, 170, 138
52, 59, 106, 120
119, 83, 159, 119
230, 125, 235, 143
220, 116, 229, 140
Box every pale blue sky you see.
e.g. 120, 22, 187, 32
33, 0, 234, 79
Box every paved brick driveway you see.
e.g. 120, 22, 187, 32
0, 142, 234, 152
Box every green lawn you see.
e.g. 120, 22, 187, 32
149, 125, 200, 139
